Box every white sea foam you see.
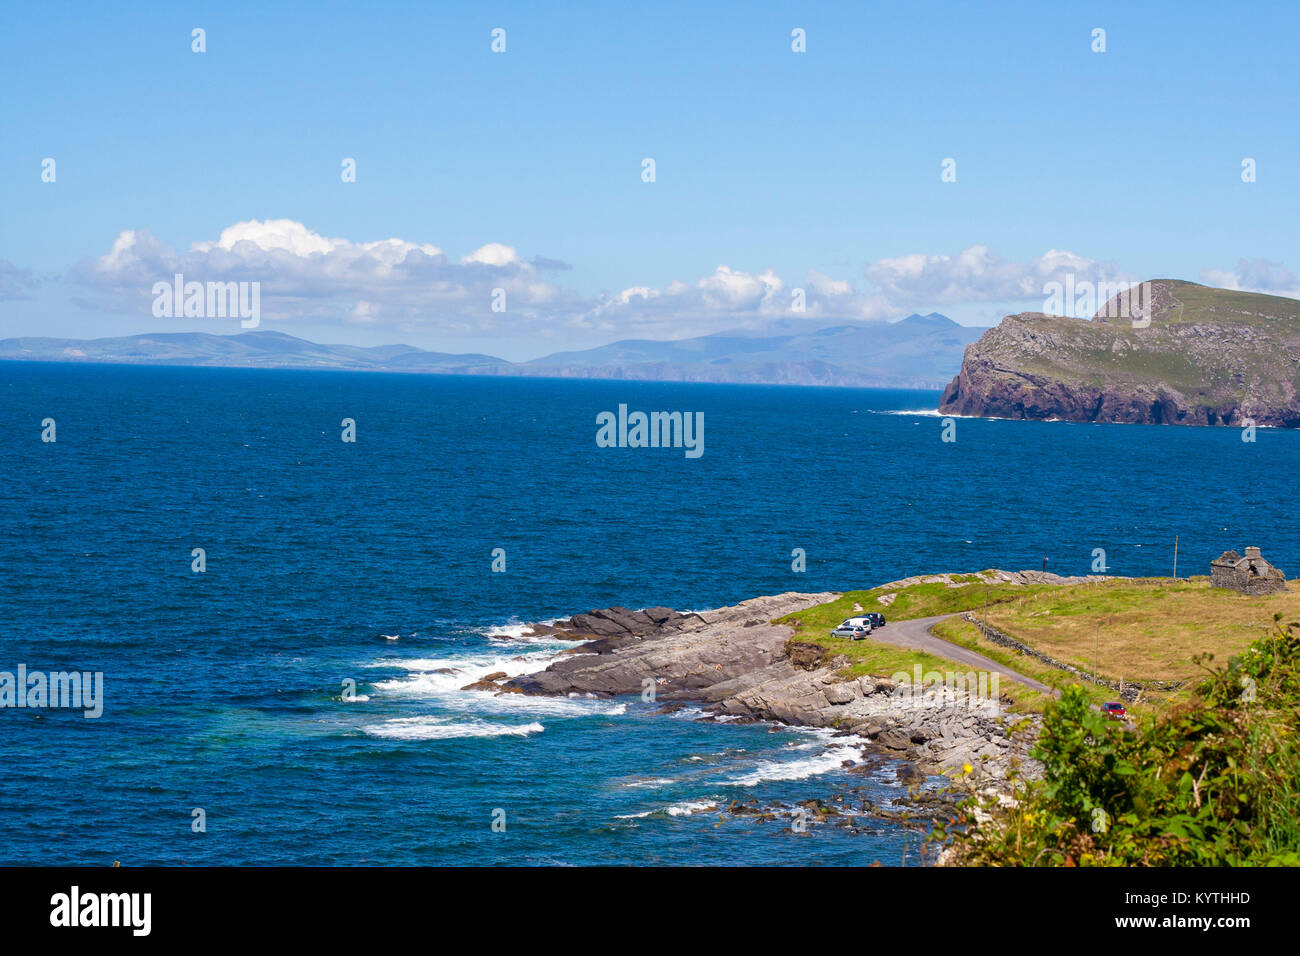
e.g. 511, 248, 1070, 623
668, 707, 744, 723
616, 799, 721, 819
873, 408, 1023, 421
483, 623, 535, 640
367, 648, 625, 718
494, 698, 627, 718
721, 735, 865, 786
478, 619, 574, 646
372, 650, 554, 692
666, 800, 719, 816
362, 716, 545, 740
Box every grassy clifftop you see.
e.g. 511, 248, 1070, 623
781, 573, 1300, 715
973, 576, 1298, 682
939, 279, 1300, 426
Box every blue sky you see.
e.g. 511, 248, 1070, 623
2, 1, 1297, 359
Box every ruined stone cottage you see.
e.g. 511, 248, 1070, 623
1210, 546, 1287, 595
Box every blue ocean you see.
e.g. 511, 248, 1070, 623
2, 363, 1297, 865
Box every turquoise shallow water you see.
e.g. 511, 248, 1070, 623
1, 362, 1297, 864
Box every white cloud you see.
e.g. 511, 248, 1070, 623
568, 248, 1125, 339
698, 265, 783, 305
460, 242, 520, 266
193, 219, 361, 257
864, 245, 1131, 308
574, 245, 1136, 339
569, 264, 902, 339
349, 301, 380, 324
75, 219, 579, 334
70, 221, 1155, 347
572, 266, 794, 339
805, 269, 853, 297
1201, 259, 1300, 300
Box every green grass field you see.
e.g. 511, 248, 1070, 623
776, 572, 1300, 714
777, 573, 1060, 710
979, 576, 1300, 683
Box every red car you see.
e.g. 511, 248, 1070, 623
1102, 702, 1127, 721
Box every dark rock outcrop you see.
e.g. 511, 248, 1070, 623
548, 605, 693, 642
494, 587, 1041, 780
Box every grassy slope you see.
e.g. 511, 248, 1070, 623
979, 576, 1300, 683
1160, 279, 1300, 326
776, 573, 1300, 715
1008, 280, 1300, 396
779, 575, 1058, 634
777, 575, 1059, 710
932, 616, 1144, 716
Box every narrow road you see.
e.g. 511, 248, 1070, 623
868, 615, 1138, 726
867, 613, 1056, 696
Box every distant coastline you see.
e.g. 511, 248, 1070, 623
0, 313, 982, 390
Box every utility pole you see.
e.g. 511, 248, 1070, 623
1173, 535, 1179, 580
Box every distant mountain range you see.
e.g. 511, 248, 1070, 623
0, 330, 504, 372
0, 313, 986, 389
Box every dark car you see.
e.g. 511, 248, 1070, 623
1102, 702, 1127, 721
864, 612, 886, 628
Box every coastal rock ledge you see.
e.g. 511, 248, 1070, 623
496, 592, 1039, 780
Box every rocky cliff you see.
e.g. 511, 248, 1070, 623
938, 279, 1300, 426
477, 591, 1039, 781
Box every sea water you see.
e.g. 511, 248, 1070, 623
1, 363, 1296, 865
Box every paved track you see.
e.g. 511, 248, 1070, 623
865, 613, 1056, 695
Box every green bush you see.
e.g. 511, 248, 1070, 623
935, 615, 1300, 866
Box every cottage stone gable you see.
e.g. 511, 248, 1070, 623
1210, 546, 1287, 595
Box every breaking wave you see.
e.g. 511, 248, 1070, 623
362, 716, 545, 740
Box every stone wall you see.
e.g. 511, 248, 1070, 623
1209, 563, 1238, 591
959, 613, 1187, 702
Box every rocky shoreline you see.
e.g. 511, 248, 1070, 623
466, 590, 1041, 783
